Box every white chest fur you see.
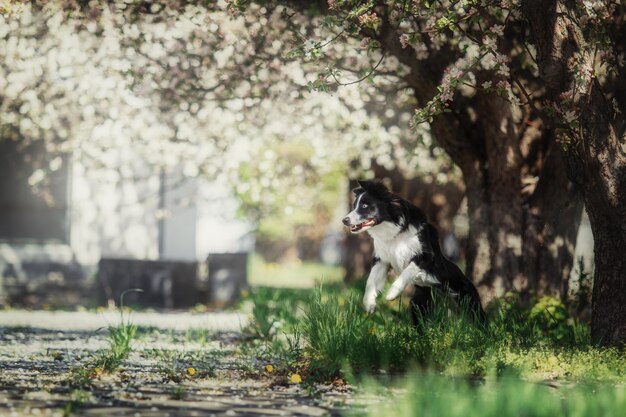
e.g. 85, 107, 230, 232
368, 222, 424, 275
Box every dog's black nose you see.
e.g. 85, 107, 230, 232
342, 217, 350, 226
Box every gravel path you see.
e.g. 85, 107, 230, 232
0, 310, 248, 332
0, 310, 358, 417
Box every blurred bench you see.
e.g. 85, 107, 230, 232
98, 258, 200, 308
206, 252, 248, 304
98, 253, 248, 309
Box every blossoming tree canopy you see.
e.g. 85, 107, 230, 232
0, 1, 454, 245
266, 0, 625, 344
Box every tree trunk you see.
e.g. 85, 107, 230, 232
570, 83, 626, 344
430, 96, 582, 304
587, 201, 626, 344
522, 0, 626, 344
467, 89, 525, 303
522, 144, 583, 299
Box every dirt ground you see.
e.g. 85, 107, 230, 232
0, 310, 364, 417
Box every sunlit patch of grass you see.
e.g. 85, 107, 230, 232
352, 374, 626, 417
242, 286, 316, 338
287, 286, 626, 384
248, 253, 344, 288
299, 287, 423, 380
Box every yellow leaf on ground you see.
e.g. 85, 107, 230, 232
186, 367, 196, 376
289, 373, 302, 384
264, 364, 274, 374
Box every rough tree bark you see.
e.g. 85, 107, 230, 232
522, 142, 584, 300
522, 0, 626, 344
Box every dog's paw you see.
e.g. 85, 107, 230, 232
385, 282, 405, 301
363, 296, 377, 314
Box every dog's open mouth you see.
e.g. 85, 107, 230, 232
350, 218, 377, 233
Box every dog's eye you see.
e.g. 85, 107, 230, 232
361, 204, 368, 209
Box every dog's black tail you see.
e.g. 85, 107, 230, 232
426, 223, 487, 324
459, 273, 488, 324
440, 259, 486, 324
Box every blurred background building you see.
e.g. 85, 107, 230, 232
0, 138, 253, 307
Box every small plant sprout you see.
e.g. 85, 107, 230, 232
98, 289, 143, 372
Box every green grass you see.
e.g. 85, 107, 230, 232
67, 290, 141, 389
354, 374, 626, 417
294, 287, 625, 382
248, 253, 344, 288
97, 319, 137, 371
67, 318, 138, 388
93, 290, 141, 372
241, 283, 625, 415
243, 286, 314, 338
244, 284, 625, 385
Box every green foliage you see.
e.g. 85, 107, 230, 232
529, 296, 574, 343
248, 254, 344, 288
94, 289, 142, 372
264, 285, 626, 383
98, 319, 137, 372
243, 286, 313, 338
67, 290, 141, 388
357, 374, 626, 417
235, 139, 345, 243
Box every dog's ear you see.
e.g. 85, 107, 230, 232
352, 187, 365, 196
358, 179, 392, 200
357, 179, 376, 190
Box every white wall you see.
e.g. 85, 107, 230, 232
69, 158, 252, 266
70, 159, 160, 265
195, 180, 254, 257
161, 175, 198, 261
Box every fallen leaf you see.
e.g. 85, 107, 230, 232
289, 373, 302, 384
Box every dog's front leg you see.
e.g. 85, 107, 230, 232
385, 262, 440, 301
363, 259, 389, 313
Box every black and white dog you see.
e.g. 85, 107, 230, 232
342, 180, 486, 324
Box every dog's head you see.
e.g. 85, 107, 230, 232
342, 180, 401, 234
